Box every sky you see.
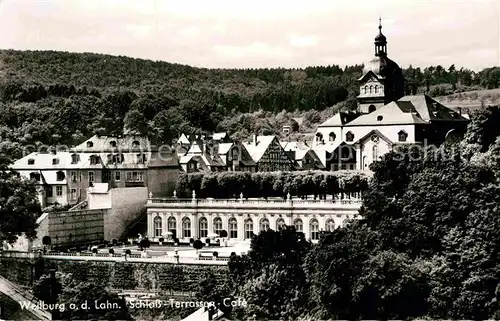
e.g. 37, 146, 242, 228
0, 0, 499, 71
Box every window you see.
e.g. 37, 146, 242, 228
168, 217, 176, 237
345, 132, 354, 142
137, 154, 147, 164
214, 217, 222, 235
70, 171, 77, 182
89, 155, 100, 165
231, 147, 239, 161
398, 130, 408, 142
372, 145, 378, 161
315, 133, 323, 144
368, 105, 376, 113
28, 158, 35, 165
329, 132, 336, 142
86, 141, 94, 148
46, 186, 53, 198
276, 218, 285, 230
79, 172, 83, 182
132, 140, 140, 148
377, 115, 383, 121
71, 154, 79, 164
294, 219, 303, 232
110, 141, 117, 148
374, 85, 378, 93
29, 172, 40, 182
260, 218, 270, 231
244, 218, 253, 239
56, 186, 63, 197
56, 171, 65, 181
112, 154, 122, 164
310, 219, 319, 240
199, 217, 208, 238
369, 85, 373, 93
115, 171, 121, 181
182, 217, 191, 238
52, 158, 59, 165
326, 219, 335, 232
154, 216, 162, 237
70, 188, 77, 200
229, 218, 238, 238
89, 171, 95, 183
126, 171, 143, 182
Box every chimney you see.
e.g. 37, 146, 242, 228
253, 135, 258, 146
457, 107, 462, 115
304, 139, 308, 147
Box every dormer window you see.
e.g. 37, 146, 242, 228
346, 131, 354, 142
377, 115, 383, 121
27, 158, 35, 165
398, 130, 408, 142
231, 147, 239, 160
112, 154, 123, 164
52, 158, 59, 165
29, 172, 40, 182
328, 132, 336, 142
89, 155, 100, 165
71, 154, 80, 164
86, 141, 94, 148
315, 132, 324, 144
132, 140, 140, 148
137, 154, 147, 164
110, 141, 117, 148
56, 171, 65, 181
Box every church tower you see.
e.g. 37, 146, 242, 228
357, 19, 405, 114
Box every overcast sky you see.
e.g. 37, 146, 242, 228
0, 0, 499, 70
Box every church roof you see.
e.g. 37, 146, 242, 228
346, 101, 427, 126
243, 135, 277, 162
397, 95, 468, 122
318, 112, 361, 127
359, 55, 401, 81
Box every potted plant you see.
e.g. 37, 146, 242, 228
212, 251, 218, 260
159, 237, 164, 246
206, 238, 211, 246
109, 248, 114, 256
193, 239, 204, 254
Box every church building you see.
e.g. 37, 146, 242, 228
313, 19, 469, 171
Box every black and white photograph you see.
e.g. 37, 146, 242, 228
0, 0, 499, 320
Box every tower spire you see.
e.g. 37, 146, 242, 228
374, 17, 387, 56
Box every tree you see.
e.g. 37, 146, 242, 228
193, 239, 204, 252
0, 163, 41, 243
139, 238, 151, 250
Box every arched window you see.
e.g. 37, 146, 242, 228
364, 85, 368, 94
154, 216, 162, 237
132, 140, 140, 148
369, 85, 373, 93
52, 158, 59, 165
310, 219, 319, 240
398, 130, 408, 142
276, 218, 285, 230
244, 218, 254, 239
231, 147, 239, 160
342, 218, 350, 227
213, 217, 222, 235
199, 217, 208, 238
377, 115, 383, 121
71, 153, 80, 164
168, 217, 176, 237
229, 218, 238, 239
110, 141, 117, 148
260, 218, 270, 231
372, 145, 378, 161
368, 105, 376, 113
325, 219, 335, 232
329, 132, 336, 142
345, 131, 354, 142
294, 218, 303, 232
374, 85, 378, 93
86, 141, 94, 148
182, 217, 191, 238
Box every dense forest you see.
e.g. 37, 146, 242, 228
0, 49, 499, 161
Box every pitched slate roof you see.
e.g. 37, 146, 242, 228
346, 101, 427, 126
217, 143, 233, 155
397, 95, 467, 122
73, 135, 151, 152
319, 112, 362, 127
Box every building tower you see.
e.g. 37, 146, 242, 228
357, 18, 405, 113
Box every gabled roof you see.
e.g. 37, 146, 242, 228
73, 135, 151, 152
186, 142, 203, 155
352, 129, 393, 145
212, 132, 228, 141
281, 141, 309, 152
243, 136, 277, 162
217, 143, 233, 155
346, 101, 427, 126
178, 133, 191, 145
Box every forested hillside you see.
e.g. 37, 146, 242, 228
0, 49, 499, 161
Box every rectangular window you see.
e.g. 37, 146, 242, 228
56, 186, 63, 197
137, 172, 143, 182
127, 172, 132, 181
70, 171, 77, 182
79, 172, 82, 182
89, 171, 95, 183
46, 186, 53, 198
115, 171, 121, 181
70, 188, 77, 200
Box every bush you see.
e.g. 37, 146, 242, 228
190, 238, 194, 244
109, 248, 114, 254
212, 251, 218, 258
193, 239, 204, 250
159, 237, 164, 243
125, 249, 131, 255
112, 239, 118, 245
92, 248, 98, 254
173, 237, 179, 244
230, 252, 236, 257
219, 230, 228, 238
206, 239, 211, 246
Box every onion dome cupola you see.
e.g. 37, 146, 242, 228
374, 17, 387, 56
